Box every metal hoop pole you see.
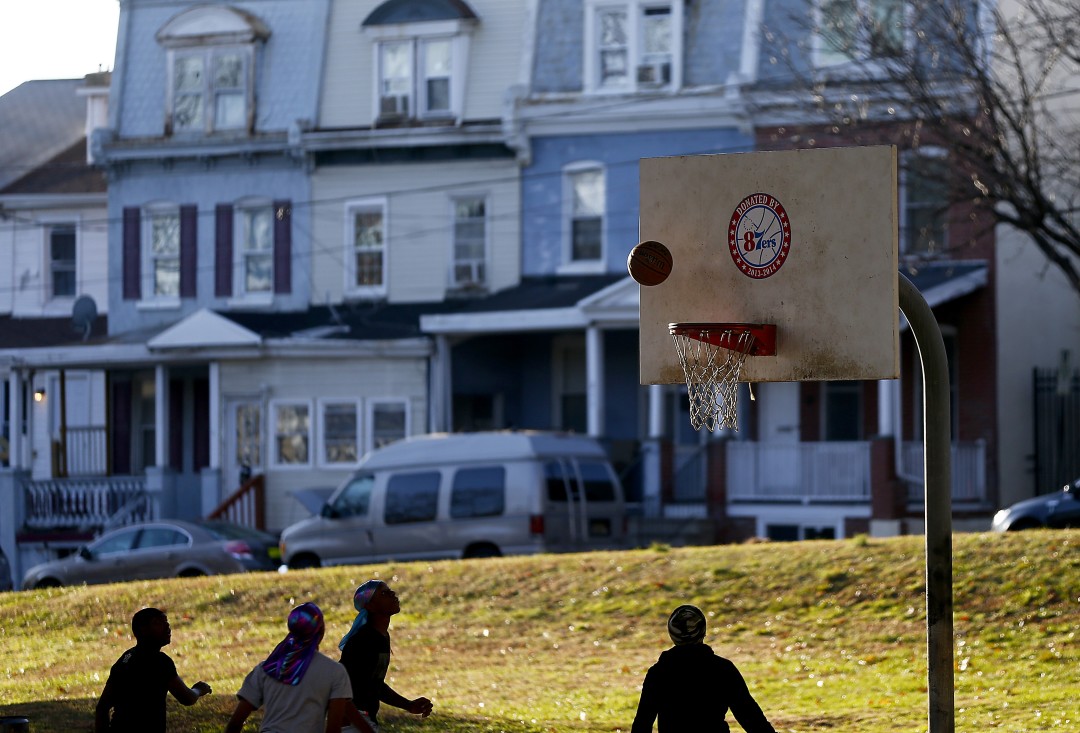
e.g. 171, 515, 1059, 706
898, 273, 954, 733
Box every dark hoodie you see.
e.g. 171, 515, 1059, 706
630, 643, 776, 733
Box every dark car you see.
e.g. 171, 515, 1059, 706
0, 545, 12, 591
991, 478, 1080, 531
21, 519, 280, 589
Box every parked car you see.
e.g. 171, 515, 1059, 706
0, 545, 12, 591
991, 477, 1080, 531
21, 519, 280, 589
279, 431, 628, 569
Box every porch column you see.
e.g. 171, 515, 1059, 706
430, 335, 451, 433
154, 365, 168, 468
586, 326, 604, 437
208, 362, 221, 468
641, 384, 665, 517
8, 372, 22, 470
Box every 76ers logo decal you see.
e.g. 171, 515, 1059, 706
728, 193, 791, 279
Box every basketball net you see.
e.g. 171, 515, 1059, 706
670, 326, 755, 431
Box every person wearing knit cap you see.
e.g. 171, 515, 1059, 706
631, 604, 776, 733
226, 602, 355, 733
339, 580, 433, 730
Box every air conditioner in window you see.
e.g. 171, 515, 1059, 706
380, 94, 410, 117
637, 61, 672, 87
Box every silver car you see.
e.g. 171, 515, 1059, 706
22, 519, 280, 589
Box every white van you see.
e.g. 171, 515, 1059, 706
279, 431, 627, 568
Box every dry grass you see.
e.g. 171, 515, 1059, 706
1, 530, 1077, 732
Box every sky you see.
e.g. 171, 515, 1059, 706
0, 0, 120, 97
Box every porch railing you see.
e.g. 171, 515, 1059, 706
727, 442, 873, 502
901, 440, 987, 504
208, 474, 266, 530
22, 476, 150, 531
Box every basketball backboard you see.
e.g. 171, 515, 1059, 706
638, 146, 900, 385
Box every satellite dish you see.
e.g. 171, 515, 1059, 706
72, 295, 98, 341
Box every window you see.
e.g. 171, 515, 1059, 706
272, 401, 312, 467
376, 37, 456, 120
320, 400, 361, 466
816, 0, 905, 67
363, 1, 476, 124
384, 471, 440, 524
330, 475, 374, 518
902, 152, 949, 255
147, 207, 180, 298
346, 199, 387, 296
369, 400, 408, 451
565, 164, 605, 267
237, 202, 274, 295
48, 224, 77, 298
585, 1, 682, 92
450, 466, 506, 519
579, 461, 617, 502
92, 529, 139, 557
823, 381, 862, 441
138, 528, 189, 549
158, 5, 268, 136
451, 197, 486, 287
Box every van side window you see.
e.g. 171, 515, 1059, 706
578, 461, 617, 502
385, 471, 440, 524
450, 466, 506, 518
332, 475, 374, 517
545, 460, 571, 502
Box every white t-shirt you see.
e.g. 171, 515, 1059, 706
237, 652, 353, 733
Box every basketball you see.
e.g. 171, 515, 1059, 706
627, 240, 673, 286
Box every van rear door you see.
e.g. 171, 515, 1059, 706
543, 458, 624, 551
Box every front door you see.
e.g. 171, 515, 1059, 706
225, 399, 264, 492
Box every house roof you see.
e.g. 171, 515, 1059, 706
0, 137, 106, 195
221, 299, 463, 342
901, 260, 988, 308
0, 79, 87, 192
362, 0, 477, 26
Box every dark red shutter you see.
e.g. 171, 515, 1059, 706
273, 199, 291, 294
122, 207, 141, 300
215, 204, 233, 297
180, 204, 197, 298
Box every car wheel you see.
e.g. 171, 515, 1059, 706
463, 543, 502, 559
178, 569, 206, 578
34, 578, 61, 589
288, 554, 321, 569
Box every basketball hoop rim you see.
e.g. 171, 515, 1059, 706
669, 322, 777, 357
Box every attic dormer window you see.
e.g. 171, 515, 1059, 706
157, 5, 270, 135
584, 1, 683, 93
362, 0, 478, 125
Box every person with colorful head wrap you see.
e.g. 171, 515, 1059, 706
339, 580, 433, 730
225, 602, 354, 733
631, 604, 776, 733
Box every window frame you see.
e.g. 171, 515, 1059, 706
317, 398, 363, 468
233, 198, 275, 303
42, 218, 78, 302
141, 202, 182, 307
269, 399, 314, 470
166, 44, 254, 135
900, 148, 950, 257
345, 197, 389, 298
364, 20, 474, 124
583, 0, 683, 94
366, 398, 410, 453
561, 161, 606, 273
449, 194, 488, 288
813, 0, 907, 69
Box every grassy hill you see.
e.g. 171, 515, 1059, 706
1, 531, 1077, 732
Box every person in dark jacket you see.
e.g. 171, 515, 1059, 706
94, 607, 212, 733
631, 604, 776, 733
